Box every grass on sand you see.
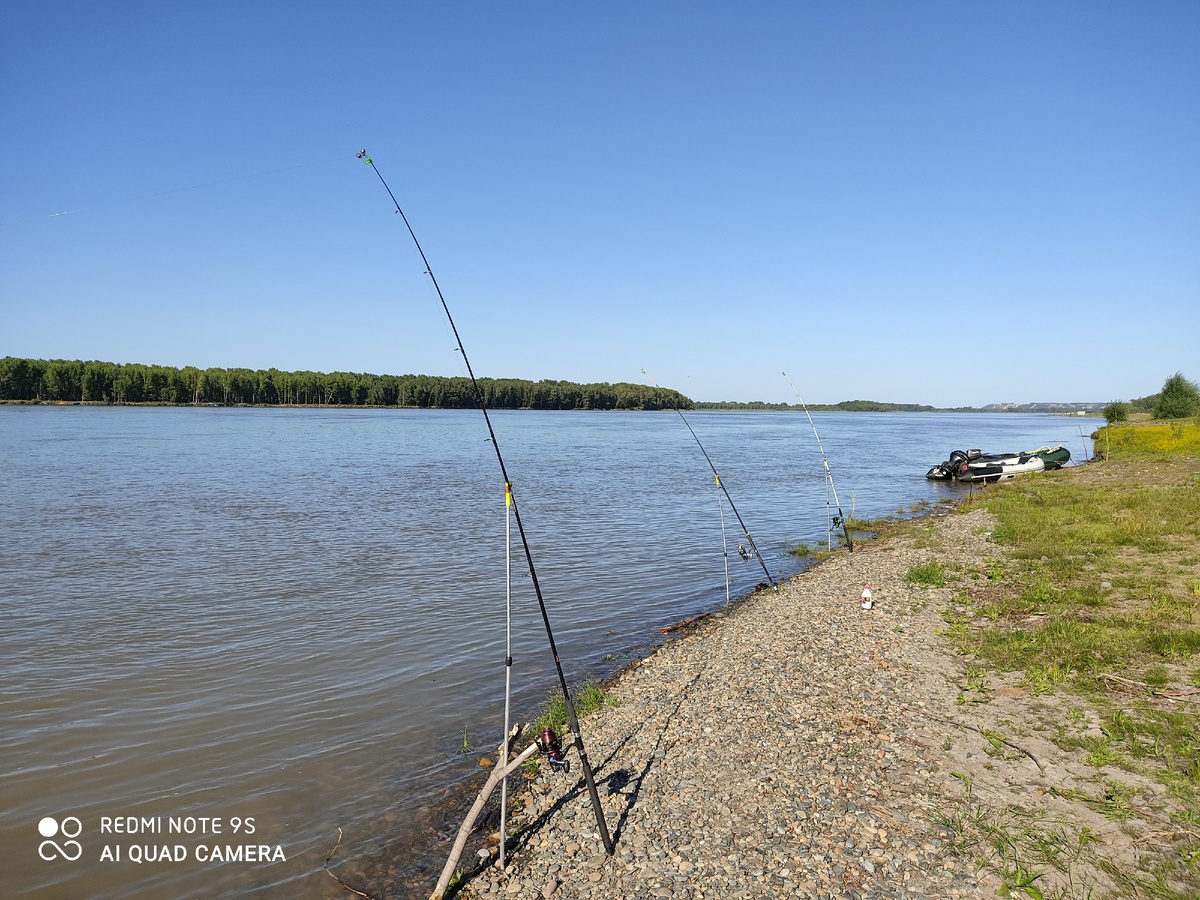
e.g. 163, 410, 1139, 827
939, 420, 1200, 899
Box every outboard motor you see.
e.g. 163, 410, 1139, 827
966, 449, 982, 461
946, 449, 970, 478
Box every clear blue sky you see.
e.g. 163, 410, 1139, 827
2, 1, 1196, 407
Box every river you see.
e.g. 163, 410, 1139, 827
0, 406, 1093, 898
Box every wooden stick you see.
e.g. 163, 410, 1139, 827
430, 740, 541, 900
324, 828, 376, 899
1099, 673, 1200, 703
919, 711, 1046, 773
661, 613, 711, 634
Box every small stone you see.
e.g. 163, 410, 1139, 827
477, 848, 491, 860
480, 757, 494, 767
541, 880, 559, 898
861, 859, 876, 874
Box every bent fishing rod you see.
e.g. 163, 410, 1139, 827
642, 370, 777, 590
358, 150, 614, 855
782, 371, 853, 552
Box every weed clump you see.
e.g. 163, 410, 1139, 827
904, 559, 947, 588
533, 679, 617, 735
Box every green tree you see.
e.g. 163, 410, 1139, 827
81, 362, 114, 402
1153, 372, 1200, 419
43, 359, 83, 401
1104, 401, 1129, 424
0, 356, 696, 410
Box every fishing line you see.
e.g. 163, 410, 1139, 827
145, 155, 355, 198
357, 149, 614, 856
641, 369, 777, 590
782, 372, 853, 552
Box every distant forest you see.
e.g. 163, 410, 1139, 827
0, 357, 692, 411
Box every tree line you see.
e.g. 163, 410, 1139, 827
0, 357, 692, 411
1105, 372, 1200, 423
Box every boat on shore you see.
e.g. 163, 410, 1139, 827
954, 454, 1045, 483
926, 445, 1071, 482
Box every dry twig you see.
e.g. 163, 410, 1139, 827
324, 828, 376, 900
1100, 673, 1200, 703
920, 711, 1046, 773
661, 613, 712, 634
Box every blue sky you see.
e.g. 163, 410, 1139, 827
2, 1, 1196, 407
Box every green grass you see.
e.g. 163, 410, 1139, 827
1092, 421, 1200, 458
842, 515, 889, 533
933, 795, 1105, 900
533, 678, 618, 735
940, 446, 1200, 896
905, 559, 947, 588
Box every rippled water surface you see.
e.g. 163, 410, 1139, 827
0, 406, 1092, 897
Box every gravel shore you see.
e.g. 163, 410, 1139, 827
456, 507, 1012, 900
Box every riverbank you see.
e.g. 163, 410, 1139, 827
443, 504, 1002, 900
430, 450, 1199, 900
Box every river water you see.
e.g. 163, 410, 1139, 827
0, 406, 1092, 898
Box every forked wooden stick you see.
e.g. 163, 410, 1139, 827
430, 740, 541, 900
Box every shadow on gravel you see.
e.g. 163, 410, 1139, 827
486, 669, 704, 880
604, 671, 703, 843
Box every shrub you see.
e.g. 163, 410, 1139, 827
1104, 401, 1129, 424
1153, 372, 1200, 420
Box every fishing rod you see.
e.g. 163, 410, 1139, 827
357, 150, 614, 856
642, 369, 777, 590
782, 372, 853, 552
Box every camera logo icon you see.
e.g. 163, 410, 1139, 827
38, 816, 83, 861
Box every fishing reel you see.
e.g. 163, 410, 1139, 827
737, 544, 755, 562
535, 727, 571, 775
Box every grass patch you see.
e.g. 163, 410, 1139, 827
533, 678, 618, 735
905, 559, 947, 588
956, 664, 993, 705
1092, 421, 1200, 458
933, 794, 1106, 899
788, 542, 813, 557
942, 444, 1200, 896
842, 515, 890, 533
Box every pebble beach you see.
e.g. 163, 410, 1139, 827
455, 507, 1012, 900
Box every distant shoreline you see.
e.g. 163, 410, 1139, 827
1, 357, 1104, 413
0, 398, 1106, 416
